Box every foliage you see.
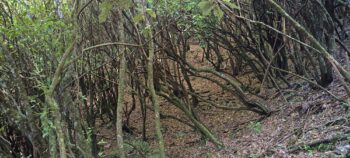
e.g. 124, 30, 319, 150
302, 145, 313, 153
248, 121, 262, 133
205, 152, 213, 158
130, 139, 151, 155
317, 143, 332, 151
99, 0, 132, 23
340, 101, 349, 110
1, 0, 350, 157
175, 131, 186, 138
198, 0, 239, 19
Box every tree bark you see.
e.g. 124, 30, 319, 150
142, 0, 166, 157
116, 9, 127, 158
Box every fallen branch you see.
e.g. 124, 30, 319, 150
188, 91, 262, 112
288, 133, 350, 153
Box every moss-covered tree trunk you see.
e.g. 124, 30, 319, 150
45, 34, 76, 158
142, 0, 166, 157
116, 9, 127, 158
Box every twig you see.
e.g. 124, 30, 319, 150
336, 38, 350, 59
271, 66, 342, 101
144, 104, 196, 129
0, 136, 11, 145
82, 42, 141, 52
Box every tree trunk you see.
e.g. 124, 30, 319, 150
116, 9, 127, 158
142, 0, 166, 157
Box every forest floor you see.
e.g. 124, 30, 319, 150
97, 42, 350, 158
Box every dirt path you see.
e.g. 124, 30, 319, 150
97, 44, 350, 158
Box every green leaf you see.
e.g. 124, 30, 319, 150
341, 101, 349, 109
133, 14, 145, 23
99, 0, 132, 23
223, 0, 240, 9
97, 139, 108, 145
213, 6, 224, 19
116, 0, 132, 9
142, 25, 152, 36
146, 8, 157, 18
198, 0, 215, 16
99, 0, 114, 23
98, 152, 104, 157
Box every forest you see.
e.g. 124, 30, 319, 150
1, 0, 350, 157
